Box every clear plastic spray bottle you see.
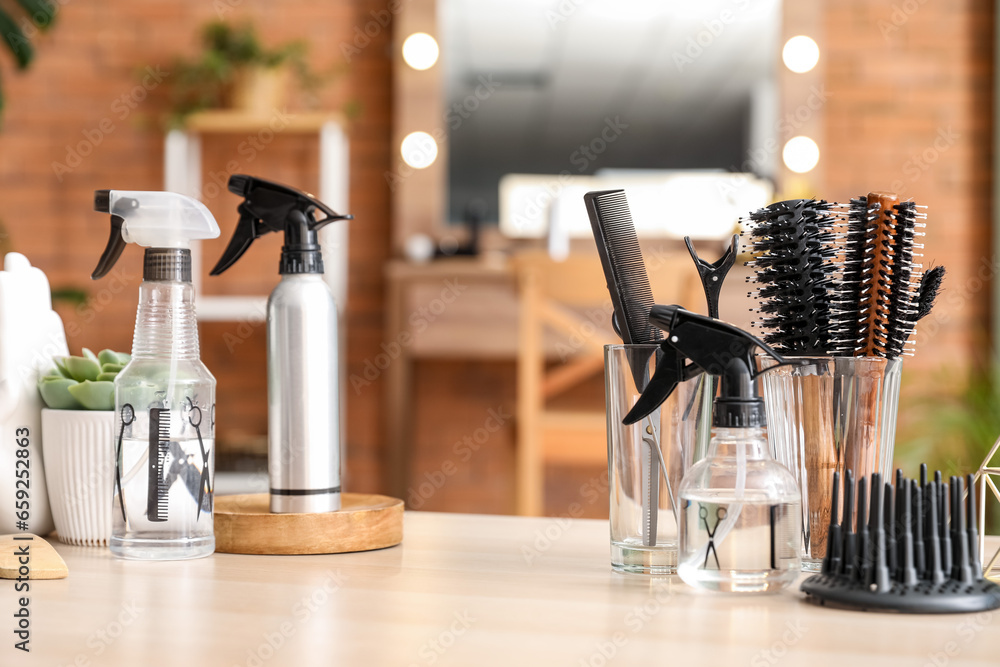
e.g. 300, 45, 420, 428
91, 190, 220, 560
625, 305, 802, 592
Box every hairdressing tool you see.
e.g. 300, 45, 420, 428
584, 189, 666, 546
801, 467, 1000, 613
743, 199, 839, 355
683, 234, 739, 462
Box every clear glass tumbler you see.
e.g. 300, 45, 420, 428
758, 356, 902, 571
605, 344, 705, 574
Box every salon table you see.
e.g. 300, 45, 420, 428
18, 511, 1000, 666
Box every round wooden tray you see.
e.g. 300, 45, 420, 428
214, 492, 403, 555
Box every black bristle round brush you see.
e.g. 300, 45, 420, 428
743, 199, 839, 355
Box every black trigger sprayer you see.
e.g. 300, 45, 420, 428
625, 305, 808, 593
210, 175, 353, 514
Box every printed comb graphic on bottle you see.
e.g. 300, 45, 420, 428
146, 408, 171, 522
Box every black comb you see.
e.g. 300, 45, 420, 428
584, 190, 661, 347
743, 199, 839, 355
801, 466, 1000, 614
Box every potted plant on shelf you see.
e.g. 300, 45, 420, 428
38, 348, 128, 546
168, 20, 323, 125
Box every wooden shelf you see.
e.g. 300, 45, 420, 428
181, 109, 346, 133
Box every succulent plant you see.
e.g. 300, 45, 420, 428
38, 348, 130, 411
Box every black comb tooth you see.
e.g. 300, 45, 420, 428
913, 480, 926, 577
951, 476, 973, 584
856, 476, 869, 584
940, 479, 953, 576
823, 470, 842, 576
843, 469, 857, 578
926, 480, 944, 585
885, 480, 898, 580
900, 479, 918, 585
966, 474, 983, 581
873, 477, 890, 592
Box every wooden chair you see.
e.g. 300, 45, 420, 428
512, 249, 702, 515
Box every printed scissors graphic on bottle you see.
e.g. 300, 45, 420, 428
700, 506, 726, 570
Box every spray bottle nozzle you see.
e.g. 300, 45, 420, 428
94, 190, 111, 213
623, 306, 804, 426
210, 174, 352, 277
91, 190, 220, 281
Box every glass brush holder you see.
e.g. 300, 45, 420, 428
604, 344, 705, 574
758, 356, 902, 571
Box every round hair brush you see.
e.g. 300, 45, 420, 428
743, 199, 840, 355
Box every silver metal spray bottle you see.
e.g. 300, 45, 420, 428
210, 175, 353, 513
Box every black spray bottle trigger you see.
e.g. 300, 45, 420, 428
209, 174, 353, 276
623, 305, 806, 426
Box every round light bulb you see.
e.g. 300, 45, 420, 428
782, 36, 820, 73
782, 136, 820, 174
402, 33, 439, 71
401, 131, 438, 169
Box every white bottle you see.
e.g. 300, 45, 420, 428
0, 253, 69, 535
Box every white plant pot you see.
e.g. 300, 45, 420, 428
40, 409, 115, 546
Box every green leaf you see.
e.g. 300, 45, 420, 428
0, 9, 33, 69
53, 357, 72, 378
100, 362, 125, 375
66, 381, 114, 411
82, 348, 98, 363
116, 352, 131, 365
38, 378, 83, 409
64, 355, 101, 382
95, 372, 118, 382
97, 349, 118, 366
14, 1, 56, 30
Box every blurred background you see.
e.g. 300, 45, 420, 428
0, 0, 994, 518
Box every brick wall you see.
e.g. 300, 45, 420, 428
821, 0, 993, 382
0, 0, 392, 492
